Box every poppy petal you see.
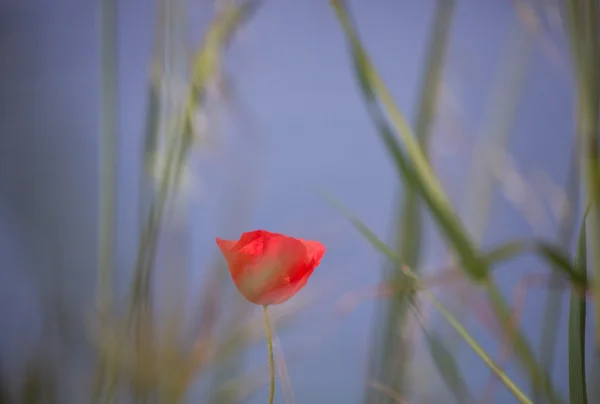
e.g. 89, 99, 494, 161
215, 230, 326, 305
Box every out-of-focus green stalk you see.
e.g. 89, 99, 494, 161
486, 282, 561, 403
94, 0, 119, 402
464, 20, 532, 243
364, 1, 456, 402
91, 2, 260, 402
98, 0, 118, 319
568, 205, 588, 404
425, 291, 533, 404
537, 148, 579, 403
331, 0, 486, 279
564, 0, 600, 349
128, 0, 261, 326
330, 1, 562, 402
320, 196, 538, 404
329, 191, 570, 403
449, 19, 533, 403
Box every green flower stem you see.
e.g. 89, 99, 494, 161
263, 305, 275, 404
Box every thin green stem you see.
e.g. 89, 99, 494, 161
263, 305, 275, 404
424, 291, 533, 404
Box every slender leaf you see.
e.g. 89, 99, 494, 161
486, 282, 562, 403
329, 3, 561, 398
483, 239, 586, 287
366, 1, 456, 402
424, 291, 533, 404
330, 0, 488, 281
326, 193, 561, 402
537, 147, 579, 400
569, 208, 589, 404
564, 0, 600, 348
421, 327, 473, 403
94, 0, 119, 401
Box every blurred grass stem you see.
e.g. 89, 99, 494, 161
365, 1, 455, 401
98, 0, 118, 316
93, 0, 118, 401
564, 0, 600, 349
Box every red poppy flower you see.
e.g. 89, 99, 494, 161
216, 230, 326, 305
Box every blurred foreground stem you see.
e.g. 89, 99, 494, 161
330, 1, 562, 401
367, 1, 455, 401
93, 0, 118, 401
564, 0, 600, 348
98, 0, 118, 316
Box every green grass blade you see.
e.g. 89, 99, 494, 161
327, 192, 473, 402
326, 193, 562, 402
94, 0, 119, 401
129, 0, 259, 314
421, 327, 473, 403
485, 282, 562, 403
455, 23, 533, 404
330, 3, 563, 400
564, 0, 600, 349
463, 19, 532, 243
322, 192, 399, 263
424, 291, 532, 404
366, 2, 456, 401
569, 208, 589, 404
483, 239, 586, 287
537, 149, 580, 401
330, 0, 487, 281
190, 0, 260, 104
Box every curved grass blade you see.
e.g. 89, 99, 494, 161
94, 0, 119, 401
366, 1, 456, 402
537, 147, 580, 402
569, 208, 589, 404
330, 3, 562, 400
98, 0, 119, 313
420, 326, 473, 403
423, 291, 533, 404
330, 0, 488, 281
485, 282, 562, 403
325, 161, 563, 403
128, 0, 260, 319
564, 0, 600, 350
325, 193, 563, 403
483, 239, 587, 288
322, 192, 400, 263
326, 192, 474, 402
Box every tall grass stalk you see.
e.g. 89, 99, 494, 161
330, 1, 566, 402
464, 18, 532, 243
98, 0, 118, 319
365, 1, 455, 402
92, 0, 119, 401
564, 0, 600, 349
460, 19, 533, 403
536, 149, 579, 402
127, 0, 260, 326
91, 2, 260, 402
568, 206, 589, 404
